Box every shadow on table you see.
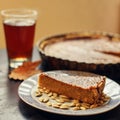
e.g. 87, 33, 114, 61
18, 99, 120, 120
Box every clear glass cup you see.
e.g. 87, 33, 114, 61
1, 9, 38, 68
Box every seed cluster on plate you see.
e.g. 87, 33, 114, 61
35, 87, 110, 110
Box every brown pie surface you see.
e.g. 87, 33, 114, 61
44, 38, 120, 64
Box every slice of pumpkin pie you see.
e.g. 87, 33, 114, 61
38, 70, 106, 104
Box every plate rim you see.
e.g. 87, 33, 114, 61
18, 70, 120, 116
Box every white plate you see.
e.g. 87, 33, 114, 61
18, 70, 120, 116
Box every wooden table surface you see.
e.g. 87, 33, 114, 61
0, 48, 120, 120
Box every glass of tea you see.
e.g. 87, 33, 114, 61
1, 9, 38, 68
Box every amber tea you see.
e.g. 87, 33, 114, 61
4, 19, 35, 59
1, 9, 38, 68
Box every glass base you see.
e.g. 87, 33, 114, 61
9, 57, 31, 68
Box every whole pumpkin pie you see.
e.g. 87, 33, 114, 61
38, 32, 120, 80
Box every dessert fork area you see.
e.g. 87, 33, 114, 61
0, 48, 120, 120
